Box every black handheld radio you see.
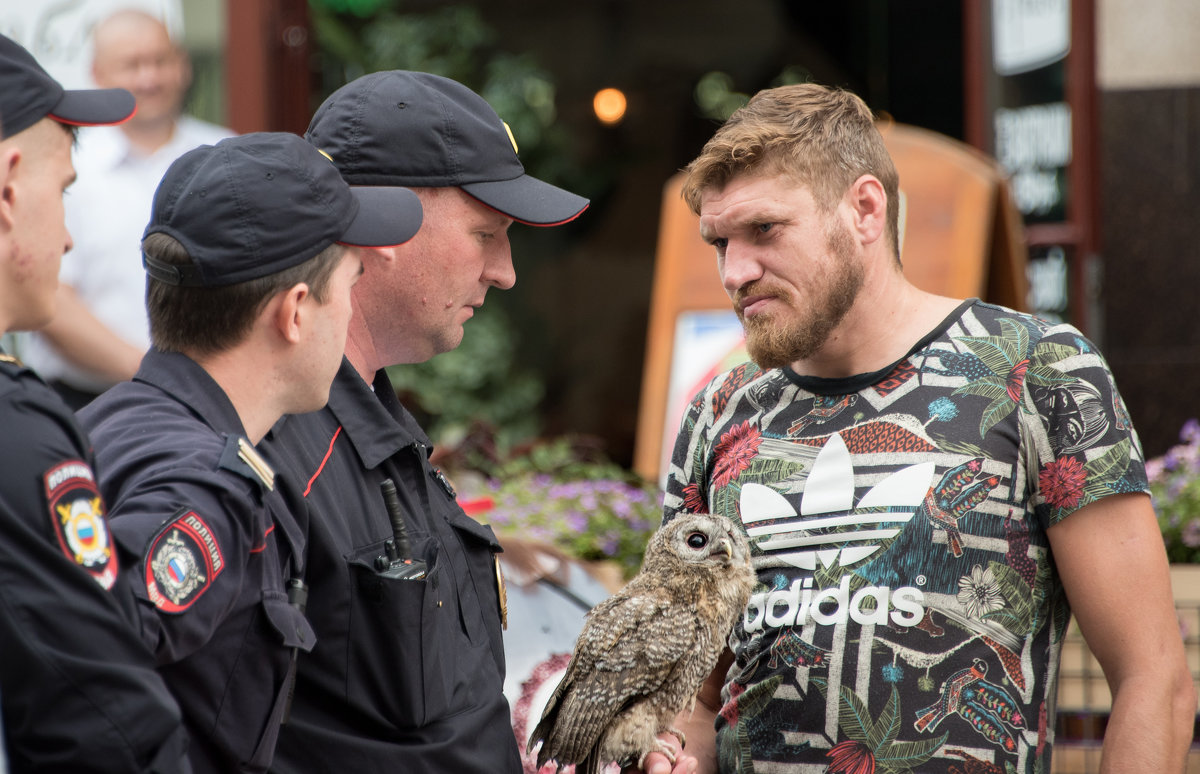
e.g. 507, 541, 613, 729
374, 478, 428, 580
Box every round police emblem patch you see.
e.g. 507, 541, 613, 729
44, 460, 117, 589
145, 511, 224, 613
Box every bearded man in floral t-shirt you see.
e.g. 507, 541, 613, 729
631, 84, 1195, 774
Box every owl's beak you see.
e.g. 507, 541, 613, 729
713, 537, 733, 560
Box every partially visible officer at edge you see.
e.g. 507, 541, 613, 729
78, 132, 422, 773
259, 71, 588, 773
0, 32, 191, 773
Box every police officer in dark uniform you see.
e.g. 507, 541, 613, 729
0, 33, 191, 773
260, 71, 588, 773
77, 133, 421, 774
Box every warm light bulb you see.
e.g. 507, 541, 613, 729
593, 88, 627, 125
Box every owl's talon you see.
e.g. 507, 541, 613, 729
637, 738, 679, 771
667, 727, 687, 749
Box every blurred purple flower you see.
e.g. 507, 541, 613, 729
481, 469, 663, 578
1148, 419, 1200, 564
1183, 520, 1200, 548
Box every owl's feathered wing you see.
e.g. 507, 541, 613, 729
528, 581, 698, 771
529, 512, 756, 773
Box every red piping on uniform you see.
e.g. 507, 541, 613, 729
304, 426, 343, 497
250, 523, 275, 553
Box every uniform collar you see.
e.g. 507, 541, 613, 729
324, 357, 432, 469
133, 348, 249, 438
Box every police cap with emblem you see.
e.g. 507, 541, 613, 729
142, 132, 423, 287
0, 33, 135, 140
305, 71, 588, 227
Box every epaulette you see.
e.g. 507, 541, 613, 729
218, 434, 275, 493
0, 352, 26, 386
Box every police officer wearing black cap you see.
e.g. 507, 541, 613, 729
258, 72, 589, 773
77, 132, 422, 774
0, 33, 193, 774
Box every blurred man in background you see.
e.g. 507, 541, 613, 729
22, 7, 232, 409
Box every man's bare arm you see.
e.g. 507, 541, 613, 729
1049, 492, 1197, 773
39, 284, 143, 383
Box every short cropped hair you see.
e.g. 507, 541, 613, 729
144, 232, 345, 355
681, 83, 900, 258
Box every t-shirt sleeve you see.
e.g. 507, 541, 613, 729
1025, 325, 1149, 527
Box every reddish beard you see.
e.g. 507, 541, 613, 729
737, 220, 863, 369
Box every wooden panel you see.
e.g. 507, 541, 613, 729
881, 121, 997, 299
224, 0, 311, 134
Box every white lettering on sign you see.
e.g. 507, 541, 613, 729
1026, 246, 1069, 322
994, 102, 1072, 215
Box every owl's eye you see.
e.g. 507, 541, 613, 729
686, 532, 709, 550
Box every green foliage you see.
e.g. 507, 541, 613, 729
310, 0, 389, 17
312, 0, 593, 452
307, 2, 576, 189
1148, 419, 1200, 564
693, 65, 813, 121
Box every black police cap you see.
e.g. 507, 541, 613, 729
0, 33, 135, 140
306, 71, 588, 227
143, 132, 423, 287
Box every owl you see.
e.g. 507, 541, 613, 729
527, 512, 756, 774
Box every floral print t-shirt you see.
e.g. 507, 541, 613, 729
663, 300, 1148, 774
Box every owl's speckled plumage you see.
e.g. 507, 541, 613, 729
527, 512, 755, 774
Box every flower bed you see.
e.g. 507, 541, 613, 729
1148, 418, 1200, 564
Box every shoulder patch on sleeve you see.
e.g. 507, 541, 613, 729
44, 460, 118, 590
145, 510, 225, 613
218, 434, 275, 492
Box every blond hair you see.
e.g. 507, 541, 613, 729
681, 83, 900, 258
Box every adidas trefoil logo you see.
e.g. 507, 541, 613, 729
739, 433, 934, 570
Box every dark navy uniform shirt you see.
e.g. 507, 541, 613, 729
260, 359, 520, 774
0, 349, 189, 773
79, 349, 315, 774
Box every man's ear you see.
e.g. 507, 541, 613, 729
273, 283, 310, 345
847, 174, 887, 246
0, 146, 23, 232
